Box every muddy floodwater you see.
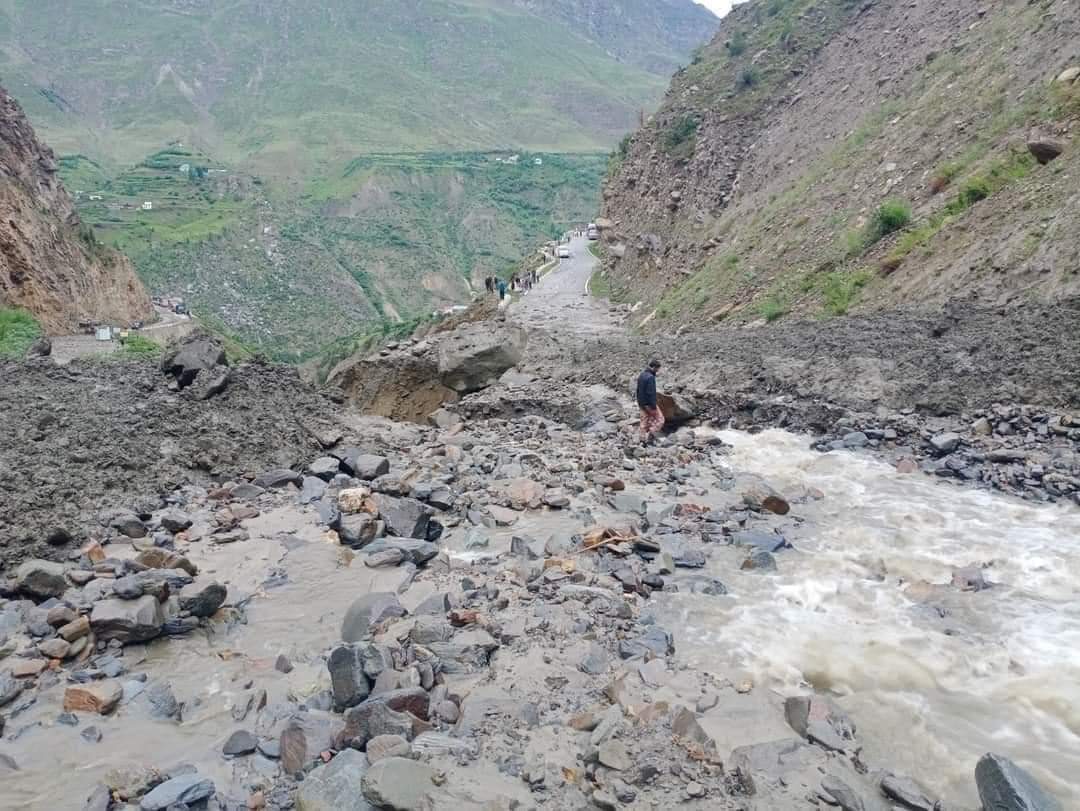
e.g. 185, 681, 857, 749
662, 429, 1080, 807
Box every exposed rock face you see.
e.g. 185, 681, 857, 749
0, 86, 151, 334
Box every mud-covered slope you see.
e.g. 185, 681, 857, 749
600, 0, 1080, 329
0, 87, 151, 334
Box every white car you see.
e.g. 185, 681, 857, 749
557, 246, 571, 259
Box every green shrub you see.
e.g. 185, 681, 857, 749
758, 295, 788, 322
870, 200, 912, 238
0, 308, 42, 357
664, 116, 699, 150
736, 68, 760, 91
822, 270, 871, 316
118, 335, 162, 358
726, 31, 748, 56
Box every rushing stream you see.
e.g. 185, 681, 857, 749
664, 429, 1080, 807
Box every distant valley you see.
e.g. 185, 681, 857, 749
0, 0, 717, 358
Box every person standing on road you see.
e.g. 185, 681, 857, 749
497, 279, 508, 301
636, 360, 664, 444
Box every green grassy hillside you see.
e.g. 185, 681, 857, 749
1, 0, 671, 175
64, 150, 605, 359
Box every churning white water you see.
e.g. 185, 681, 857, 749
666, 429, 1080, 806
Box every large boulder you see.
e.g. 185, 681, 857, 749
280, 711, 344, 776
329, 645, 371, 711
297, 750, 374, 811
437, 322, 527, 394
657, 392, 696, 425
178, 581, 227, 618
974, 753, 1061, 811
161, 333, 227, 389
372, 495, 430, 539
15, 559, 68, 600
362, 757, 438, 810
90, 596, 164, 644
138, 773, 215, 810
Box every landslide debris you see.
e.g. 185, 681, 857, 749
0, 85, 151, 334
0, 351, 342, 573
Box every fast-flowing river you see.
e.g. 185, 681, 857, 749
663, 429, 1080, 807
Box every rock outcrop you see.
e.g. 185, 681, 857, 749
0, 86, 151, 334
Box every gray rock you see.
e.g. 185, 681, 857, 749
1, 672, 25, 707
366, 734, 411, 763
742, 548, 778, 572
90, 596, 165, 644
81, 725, 103, 743
341, 593, 406, 643
661, 534, 706, 568
879, 772, 937, 811
820, 775, 866, 811
254, 468, 302, 489
345, 454, 391, 481
329, 645, 371, 711
161, 334, 226, 388
109, 510, 147, 539
975, 753, 1062, 811
618, 626, 673, 660
579, 643, 609, 675
297, 749, 374, 811
309, 456, 343, 481
437, 322, 527, 394
929, 432, 962, 455
339, 514, 380, 548
362, 539, 438, 566
16, 559, 69, 600
300, 476, 328, 504
130, 681, 180, 720
609, 492, 647, 515
951, 566, 989, 592
178, 581, 227, 617
372, 495, 431, 539
231, 482, 265, 500
842, 431, 869, 448
223, 729, 258, 756
732, 529, 790, 553
280, 710, 345, 775
138, 773, 215, 810
362, 756, 438, 810
510, 534, 545, 560
112, 575, 144, 600
784, 695, 857, 752
365, 549, 405, 568
597, 740, 632, 771
339, 689, 430, 749
158, 509, 192, 533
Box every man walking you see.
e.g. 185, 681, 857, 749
636, 360, 664, 444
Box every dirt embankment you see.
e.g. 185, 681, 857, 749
0, 86, 151, 333
0, 356, 342, 573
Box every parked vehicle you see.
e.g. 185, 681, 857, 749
557, 246, 571, 259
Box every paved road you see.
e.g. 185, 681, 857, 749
49, 306, 194, 365
510, 235, 622, 336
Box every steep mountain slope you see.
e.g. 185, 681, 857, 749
0, 86, 151, 334
0, 0, 706, 174
600, 0, 1080, 328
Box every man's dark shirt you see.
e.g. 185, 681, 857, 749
636, 368, 657, 409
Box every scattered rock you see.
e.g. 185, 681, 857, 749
362, 756, 438, 810
974, 753, 1062, 811
296, 749, 373, 811
64, 682, 123, 715
139, 773, 216, 810
341, 593, 406, 643
16, 559, 69, 600
90, 596, 165, 644
224, 729, 259, 757
178, 581, 228, 617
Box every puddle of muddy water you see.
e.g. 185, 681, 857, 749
659, 429, 1080, 807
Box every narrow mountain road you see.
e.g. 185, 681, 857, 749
510, 235, 623, 336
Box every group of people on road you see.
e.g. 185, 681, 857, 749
483, 269, 540, 301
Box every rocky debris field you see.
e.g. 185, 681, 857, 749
468, 297, 1080, 506
0, 334, 343, 573
0, 381, 1067, 810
